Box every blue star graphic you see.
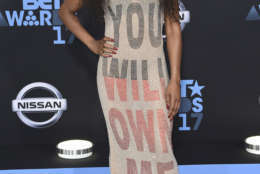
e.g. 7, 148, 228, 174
188, 80, 205, 97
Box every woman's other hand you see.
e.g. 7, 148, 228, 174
165, 80, 181, 121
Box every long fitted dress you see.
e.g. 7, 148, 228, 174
96, 0, 179, 173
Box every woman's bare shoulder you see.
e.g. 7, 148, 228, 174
60, 0, 85, 12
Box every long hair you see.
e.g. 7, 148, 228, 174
84, 0, 181, 23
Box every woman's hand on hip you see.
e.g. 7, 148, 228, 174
88, 36, 118, 58
165, 80, 181, 121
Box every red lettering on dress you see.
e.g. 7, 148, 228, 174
104, 77, 127, 101
157, 108, 172, 153
159, 78, 166, 100
126, 109, 156, 153
132, 80, 140, 101
126, 158, 152, 174
157, 160, 174, 174
143, 80, 160, 101
109, 108, 130, 150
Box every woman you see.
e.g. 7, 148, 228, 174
59, 0, 182, 173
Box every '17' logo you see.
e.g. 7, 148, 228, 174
178, 79, 205, 131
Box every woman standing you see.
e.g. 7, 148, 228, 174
59, 0, 182, 173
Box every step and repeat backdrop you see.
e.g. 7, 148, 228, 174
0, 0, 260, 171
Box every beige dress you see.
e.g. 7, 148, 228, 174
96, 0, 179, 173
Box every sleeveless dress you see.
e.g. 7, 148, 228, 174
96, 0, 179, 173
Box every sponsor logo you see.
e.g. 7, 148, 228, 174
12, 82, 67, 128
0, 0, 67, 45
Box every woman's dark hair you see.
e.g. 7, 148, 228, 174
159, 0, 181, 23
85, 0, 180, 23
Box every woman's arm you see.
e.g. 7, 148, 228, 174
58, 0, 117, 57
58, 0, 94, 48
164, 10, 182, 120
165, 16, 182, 85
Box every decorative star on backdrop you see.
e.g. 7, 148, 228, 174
188, 80, 205, 97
